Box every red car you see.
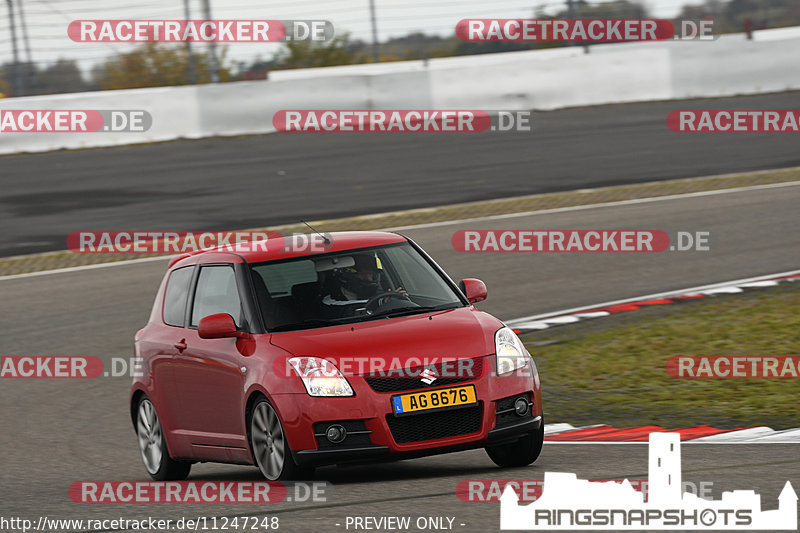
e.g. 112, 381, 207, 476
130, 231, 543, 480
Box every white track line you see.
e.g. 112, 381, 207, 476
520, 271, 800, 444
505, 269, 800, 326
691, 427, 777, 442
545, 424, 800, 443
0, 256, 169, 281
544, 423, 579, 435
544, 441, 800, 444
384, 180, 800, 232
2, 180, 799, 282
750, 428, 800, 442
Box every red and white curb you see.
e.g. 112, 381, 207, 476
545, 423, 800, 443
506, 269, 800, 334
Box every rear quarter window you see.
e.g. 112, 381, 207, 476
191, 265, 243, 327
163, 266, 194, 327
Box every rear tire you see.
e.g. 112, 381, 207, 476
485, 423, 544, 468
135, 396, 191, 481
249, 397, 314, 480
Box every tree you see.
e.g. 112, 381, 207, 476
93, 43, 231, 90
676, 0, 800, 34
33, 59, 93, 95
559, 0, 649, 18
274, 35, 366, 69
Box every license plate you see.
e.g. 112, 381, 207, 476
391, 385, 477, 416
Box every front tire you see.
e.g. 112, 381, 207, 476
485, 423, 544, 468
249, 397, 313, 480
135, 396, 191, 480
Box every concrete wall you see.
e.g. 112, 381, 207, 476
1, 27, 798, 154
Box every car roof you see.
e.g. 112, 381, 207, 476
168, 231, 408, 269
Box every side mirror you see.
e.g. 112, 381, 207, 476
459, 278, 487, 304
198, 313, 249, 339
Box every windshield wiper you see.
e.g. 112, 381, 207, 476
369, 303, 460, 319
270, 318, 348, 332
270, 304, 462, 330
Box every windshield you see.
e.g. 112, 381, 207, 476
249, 242, 465, 331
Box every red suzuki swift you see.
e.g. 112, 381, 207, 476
130, 231, 543, 480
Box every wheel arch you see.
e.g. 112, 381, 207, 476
130, 388, 147, 431
244, 388, 269, 461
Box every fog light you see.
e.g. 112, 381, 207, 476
514, 397, 529, 416
326, 424, 347, 444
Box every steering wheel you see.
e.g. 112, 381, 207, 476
364, 291, 410, 314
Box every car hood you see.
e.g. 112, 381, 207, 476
268, 306, 503, 367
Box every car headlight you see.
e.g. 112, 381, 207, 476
495, 327, 530, 375
288, 357, 354, 397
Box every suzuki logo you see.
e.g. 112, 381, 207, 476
420, 368, 437, 385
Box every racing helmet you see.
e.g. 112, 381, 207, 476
339, 254, 381, 299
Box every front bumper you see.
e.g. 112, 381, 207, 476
292, 415, 542, 467
276, 355, 542, 467
294, 445, 390, 467
487, 415, 543, 444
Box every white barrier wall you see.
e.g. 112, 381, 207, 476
196, 77, 371, 137
0, 85, 202, 153
426, 45, 672, 110
669, 35, 800, 98
1, 28, 799, 154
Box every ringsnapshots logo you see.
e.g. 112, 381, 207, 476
500, 432, 797, 530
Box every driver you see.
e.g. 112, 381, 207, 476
322, 254, 405, 307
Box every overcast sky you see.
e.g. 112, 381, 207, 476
1, 0, 690, 74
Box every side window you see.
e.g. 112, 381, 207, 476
163, 266, 194, 327
191, 265, 242, 327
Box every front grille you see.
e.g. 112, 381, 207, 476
313, 420, 373, 449
495, 392, 533, 428
364, 357, 484, 393
386, 404, 482, 444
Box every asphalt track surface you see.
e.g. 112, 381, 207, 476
1, 184, 798, 531
2, 91, 800, 257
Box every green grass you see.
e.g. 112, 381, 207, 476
520, 284, 800, 430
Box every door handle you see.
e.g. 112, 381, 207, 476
174, 339, 187, 352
